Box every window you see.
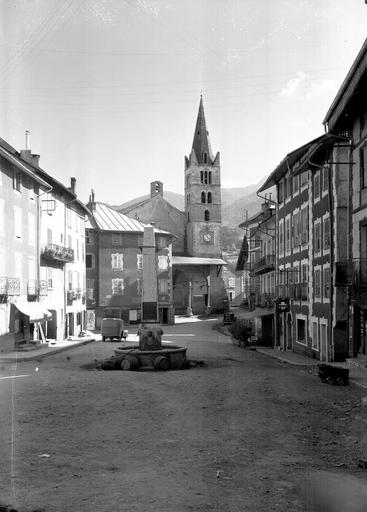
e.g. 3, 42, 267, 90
186, 194, 190, 205
323, 166, 329, 192
204, 209, 210, 221
76, 240, 80, 261
301, 207, 308, 244
300, 171, 308, 187
158, 255, 169, 271
112, 233, 122, 245
14, 206, 22, 239
200, 171, 204, 183
112, 278, 124, 295
86, 254, 94, 269
314, 172, 320, 200
46, 267, 53, 289
137, 254, 143, 270
297, 318, 306, 343
312, 321, 319, 350
67, 235, 72, 249
204, 171, 208, 184
324, 267, 330, 298
293, 174, 299, 193
68, 270, 73, 291
285, 217, 291, 252
314, 269, 321, 298
204, 152, 207, 163
12, 170, 21, 192
66, 208, 72, 228
361, 146, 367, 189
187, 212, 190, 222
209, 171, 212, 184
314, 223, 321, 253
86, 278, 94, 299
47, 228, 53, 245
111, 253, 123, 270
207, 192, 212, 204
323, 217, 330, 250
159, 279, 169, 294
279, 219, 284, 254
201, 192, 206, 203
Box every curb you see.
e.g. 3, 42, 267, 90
0, 337, 96, 363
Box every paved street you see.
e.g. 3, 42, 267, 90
1, 318, 367, 512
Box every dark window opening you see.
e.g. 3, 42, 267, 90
207, 192, 212, 203
204, 171, 208, 184
204, 152, 207, 163
204, 209, 210, 221
209, 171, 212, 184
201, 192, 206, 203
200, 171, 204, 183
86, 254, 93, 269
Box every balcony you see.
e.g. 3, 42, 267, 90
0, 277, 21, 301
335, 260, 367, 287
41, 244, 74, 263
291, 282, 308, 301
251, 254, 276, 275
27, 280, 48, 299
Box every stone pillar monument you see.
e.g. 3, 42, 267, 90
140, 225, 162, 350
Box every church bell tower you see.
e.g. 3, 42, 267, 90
184, 96, 222, 258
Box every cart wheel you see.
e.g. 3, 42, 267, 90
336, 377, 345, 386
326, 376, 335, 385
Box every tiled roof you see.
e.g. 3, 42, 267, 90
86, 202, 170, 234
172, 256, 227, 266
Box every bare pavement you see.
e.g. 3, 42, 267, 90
0, 316, 367, 512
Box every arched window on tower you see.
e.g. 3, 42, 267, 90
204, 152, 207, 164
204, 209, 210, 221
207, 192, 212, 204
209, 171, 212, 184
200, 171, 204, 183
187, 212, 190, 222
204, 171, 208, 184
201, 192, 206, 203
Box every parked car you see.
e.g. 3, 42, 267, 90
101, 309, 128, 342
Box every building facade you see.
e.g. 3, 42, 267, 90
0, 137, 89, 351
85, 194, 175, 328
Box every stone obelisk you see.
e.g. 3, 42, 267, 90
139, 225, 162, 350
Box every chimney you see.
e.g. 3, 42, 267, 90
20, 130, 40, 167
150, 180, 163, 198
88, 189, 96, 211
25, 130, 30, 150
69, 177, 76, 194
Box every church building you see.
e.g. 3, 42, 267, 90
118, 96, 228, 315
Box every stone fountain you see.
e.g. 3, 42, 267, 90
103, 225, 188, 371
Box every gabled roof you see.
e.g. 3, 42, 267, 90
86, 202, 171, 234
0, 145, 49, 188
323, 38, 367, 131
257, 134, 326, 193
191, 95, 214, 164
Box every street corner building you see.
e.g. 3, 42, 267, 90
253, 38, 367, 362
0, 136, 89, 352
84, 191, 175, 329
111, 96, 228, 316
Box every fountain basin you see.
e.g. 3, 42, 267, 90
113, 343, 188, 370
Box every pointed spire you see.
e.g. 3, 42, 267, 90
191, 95, 214, 164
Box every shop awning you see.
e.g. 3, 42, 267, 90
14, 301, 52, 322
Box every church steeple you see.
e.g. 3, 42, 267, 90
191, 95, 214, 165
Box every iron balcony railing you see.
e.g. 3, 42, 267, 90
27, 279, 48, 297
335, 259, 367, 287
254, 292, 275, 308
251, 254, 276, 275
278, 283, 308, 300
41, 244, 74, 263
0, 277, 21, 298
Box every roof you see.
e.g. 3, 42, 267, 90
257, 134, 326, 193
235, 235, 249, 271
191, 95, 214, 164
0, 145, 49, 188
323, 38, 367, 130
172, 256, 227, 266
86, 202, 171, 234
239, 204, 275, 229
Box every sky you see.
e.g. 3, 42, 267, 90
1, 0, 367, 205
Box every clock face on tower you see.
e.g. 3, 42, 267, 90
202, 231, 214, 244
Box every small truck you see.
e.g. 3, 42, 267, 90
101, 308, 128, 342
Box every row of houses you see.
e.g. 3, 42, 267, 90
237, 39, 367, 362
0, 135, 89, 350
